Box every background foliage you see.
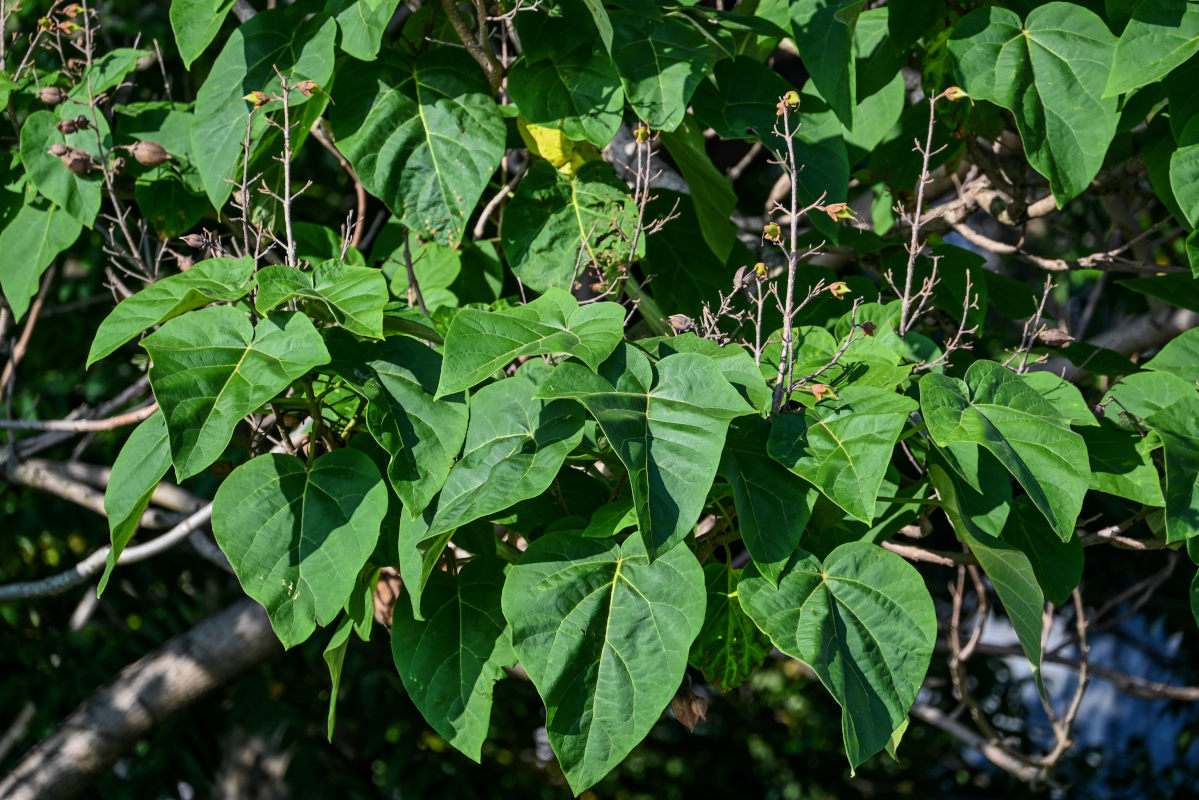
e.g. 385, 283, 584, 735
5, 0, 1199, 798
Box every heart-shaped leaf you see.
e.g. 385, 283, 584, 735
949, 3, 1118, 203
142, 306, 330, 479
920, 360, 1088, 542
507, 47, 623, 147
255, 260, 387, 338
610, 10, 715, 130
1105, 0, 1199, 98
428, 377, 584, 536
767, 386, 917, 523
392, 558, 516, 762
330, 49, 505, 247
502, 533, 705, 793
437, 287, 624, 397
538, 345, 754, 559
739, 541, 935, 770
689, 561, 773, 692
212, 448, 389, 648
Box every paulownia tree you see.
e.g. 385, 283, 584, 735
3, 0, 1199, 796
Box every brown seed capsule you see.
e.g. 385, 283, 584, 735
56, 118, 78, 134
1038, 327, 1075, 347
38, 86, 66, 107
74, 115, 90, 130
110, 155, 127, 174
668, 313, 696, 334
125, 140, 172, 167
62, 151, 95, 175
47, 142, 70, 157
670, 688, 708, 732
179, 233, 207, 249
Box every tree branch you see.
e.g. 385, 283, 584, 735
0, 598, 279, 800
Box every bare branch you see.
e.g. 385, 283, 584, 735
0, 402, 157, 431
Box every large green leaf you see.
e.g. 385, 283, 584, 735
142, 306, 330, 479
691, 55, 793, 149
170, 0, 236, 68
739, 542, 935, 770
721, 417, 816, 586
767, 386, 918, 523
87, 256, 256, 367
610, 10, 715, 130
396, 505, 455, 621
255, 260, 387, 338
1171, 137, 1199, 229
507, 48, 624, 147
502, 533, 705, 793
392, 558, 516, 761
948, 3, 1119, 203
437, 287, 624, 397
1145, 394, 1199, 542
19, 110, 103, 227
191, 8, 336, 207
1105, 0, 1199, 97
1145, 326, 1199, 383
789, 0, 863, 128
428, 378, 584, 536
538, 345, 754, 559
323, 617, 354, 740
99, 410, 172, 596
1002, 496, 1084, 608
326, 0, 402, 61
638, 333, 771, 413
211, 448, 389, 648
928, 450, 1045, 683
501, 160, 640, 293
1080, 420, 1165, 506
0, 193, 81, 322
330, 49, 505, 248
327, 335, 467, 517
689, 561, 773, 692
919, 360, 1088, 542
659, 115, 738, 262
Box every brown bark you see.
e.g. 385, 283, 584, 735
0, 599, 279, 800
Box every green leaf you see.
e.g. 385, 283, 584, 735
1188, 230, 1199, 278
255, 260, 387, 338
170, 0, 236, 69
638, 333, 771, 413
721, 417, 816, 586
1105, 0, 1199, 97
1145, 394, 1199, 542
392, 558, 516, 761
134, 178, 211, 239
928, 451, 1045, 683
428, 378, 584, 536
789, 0, 863, 128
211, 448, 389, 648
502, 160, 640, 293
538, 345, 754, 559
396, 505, 454, 621
1145, 326, 1199, 383
948, 3, 1119, 203
331, 49, 505, 248
691, 56, 793, 149
1105, 369, 1196, 423
324, 617, 354, 740
1171, 139, 1199, 229
19, 110, 103, 227
581, 0, 615, 52
87, 256, 256, 367
507, 48, 624, 147
98, 410, 172, 596
437, 288, 624, 397
920, 360, 1089, 542
69, 48, 151, 100
513, 0, 600, 61
1022, 371, 1099, 427
739, 541, 935, 770
142, 307, 330, 479
326, 0, 401, 61
1002, 497, 1084, 608
0, 194, 81, 322
610, 10, 715, 130
1081, 420, 1165, 506
659, 115, 738, 262
767, 386, 918, 523
689, 561, 774, 693
502, 533, 705, 793
191, 8, 336, 207
327, 335, 467, 517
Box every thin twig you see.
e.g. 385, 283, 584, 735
0, 402, 157, 431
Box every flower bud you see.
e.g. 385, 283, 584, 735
294, 79, 318, 97
754, 261, 768, 279
820, 202, 856, 221
634, 124, 651, 144
243, 90, 269, 108
763, 222, 781, 243
827, 281, 851, 298
942, 86, 970, 102
783, 90, 800, 109
808, 383, 837, 402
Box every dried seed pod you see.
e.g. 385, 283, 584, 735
668, 313, 696, 334
110, 155, 127, 175
74, 115, 90, 130
62, 151, 95, 175
47, 142, 70, 157
179, 233, 207, 249
56, 118, 78, 134
1038, 327, 1075, 347
125, 140, 172, 167
670, 689, 708, 732
38, 86, 66, 107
